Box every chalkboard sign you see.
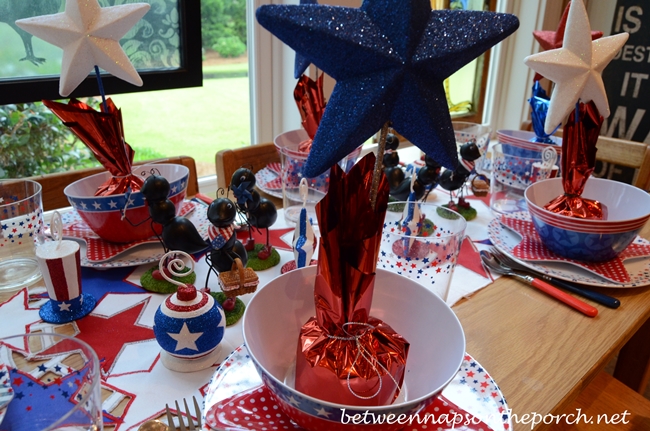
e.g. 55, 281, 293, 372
599, 0, 649, 186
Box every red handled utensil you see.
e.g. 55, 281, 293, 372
480, 250, 598, 317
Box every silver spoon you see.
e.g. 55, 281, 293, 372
480, 250, 598, 317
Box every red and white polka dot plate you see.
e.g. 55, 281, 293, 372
203, 345, 511, 431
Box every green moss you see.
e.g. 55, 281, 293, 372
140, 266, 196, 294
210, 291, 246, 326
440, 204, 477, 221
246, 243, 281, 271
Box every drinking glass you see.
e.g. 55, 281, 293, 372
379, 202, 467, 302
0, 180, 44, 292
490, 143, 558, 215
275, 129, 361, 225
0, 333, 102, 430
452, 121, 492, 174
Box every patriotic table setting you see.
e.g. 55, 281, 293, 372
3, 0, 650, 429
0, 188, 500, 429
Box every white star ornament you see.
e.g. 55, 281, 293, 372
15, 0, 150, 97
523, 0, 628, 134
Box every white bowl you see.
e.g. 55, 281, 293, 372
243, 266, 465, 431
64, 164, 189, 243
525, 177, 650, 261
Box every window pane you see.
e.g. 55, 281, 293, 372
0, 0, 248, 180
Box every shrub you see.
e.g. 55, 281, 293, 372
212, 36, 246, 58
0, 102, 98, 179
201, 0, 247, 50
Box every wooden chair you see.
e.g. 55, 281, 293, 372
26, 155, 200, 211
215, 143, 282, 206
595, 135, 650, 191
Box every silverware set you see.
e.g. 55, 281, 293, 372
480, 248, 621, 317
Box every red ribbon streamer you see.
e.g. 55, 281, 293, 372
544, 101, 604, 219
293, 73, 326, 149
43, 98, 143, 196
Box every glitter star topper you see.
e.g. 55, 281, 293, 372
524, 0, 628, 133
257, 0, 520, 177
15, 0, 150, 97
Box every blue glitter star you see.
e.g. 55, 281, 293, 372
257, 0, 519, 177
294, 0, 319, 78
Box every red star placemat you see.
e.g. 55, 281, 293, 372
38, 300, 155, 378
500, 214, 650, 283
457, 236, 489, 279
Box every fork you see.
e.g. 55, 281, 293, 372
165, 397, 202, 431
481, 250, 598, 317
490, 248, 621, 309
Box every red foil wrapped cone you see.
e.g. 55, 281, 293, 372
544, 101, 604, 219
43, 98, 143, 196
293, 74, 326, 153
295, 153, 409, 406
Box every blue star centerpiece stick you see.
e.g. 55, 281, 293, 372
257, 0, 519, 178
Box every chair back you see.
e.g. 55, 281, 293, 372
215, 143, 280, 190
26, 156, 200, 211
594, 135, 650, 191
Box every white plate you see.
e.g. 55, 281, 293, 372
488, 218, 650, 288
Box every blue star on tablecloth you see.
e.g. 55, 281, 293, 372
257, 0, 519, 177
1, 367, 116, 431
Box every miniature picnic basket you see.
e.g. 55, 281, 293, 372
219, 258, 259, 297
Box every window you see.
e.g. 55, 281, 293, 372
0, 0, 202, 105
1, 0, 250, 182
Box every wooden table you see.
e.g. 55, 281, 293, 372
453, 220, 650, 431
1, 209, 649, 431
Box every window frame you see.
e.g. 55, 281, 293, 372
0, 0, 203, 106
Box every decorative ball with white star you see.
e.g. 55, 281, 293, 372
153, 284, 225, 372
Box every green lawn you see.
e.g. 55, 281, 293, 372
109, 75, 251, 165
